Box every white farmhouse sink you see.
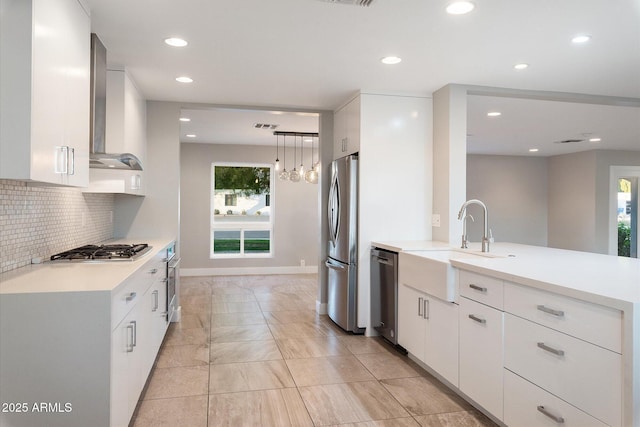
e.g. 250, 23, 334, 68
398, 250, 487, 303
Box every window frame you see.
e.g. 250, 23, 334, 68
210, 162, 274, 259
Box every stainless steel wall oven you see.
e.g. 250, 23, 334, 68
165, 243, 180, 322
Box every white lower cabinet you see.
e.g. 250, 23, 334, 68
397, 283, 459, 386
110, 305, 147, 427
459, 297, 504, 420
504, 370, 608, 427
504, 312, 621, 426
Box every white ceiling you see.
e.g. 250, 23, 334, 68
84, 0, 640, 154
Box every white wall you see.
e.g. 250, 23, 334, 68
180, 142, 319, 274
113, 101, 181, 246
432, 85, 468, 245
466, 154, 548, 246
358, 92, 433, 332
548, 151, 598, 252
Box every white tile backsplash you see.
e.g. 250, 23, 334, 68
0, 180, 114, 273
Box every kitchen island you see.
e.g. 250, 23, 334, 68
0, 238, 175, 427
381, 240, 640, 427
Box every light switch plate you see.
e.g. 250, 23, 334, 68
432, 214, 441, 227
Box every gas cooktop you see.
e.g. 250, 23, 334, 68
50, 243, 151, 261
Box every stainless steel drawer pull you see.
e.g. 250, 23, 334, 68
424, 299, 429, 320
125, 292, 137, 302
152, 290, 159, 311
150, 268, 158, 274
131, 320, 137, 347
418, 297, 423, 317
126, 324, 134, 353
537, 342, 565, 356
468, 314, 486, 324
537, 405, 565, 423
469, 284, 487, 292
537, 305, 564, 317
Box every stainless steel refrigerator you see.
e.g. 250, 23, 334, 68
326, 154, 362, 333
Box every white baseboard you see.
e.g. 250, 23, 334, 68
316, 301, 328, 315
180, 265, 318, 277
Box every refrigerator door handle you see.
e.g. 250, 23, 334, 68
325, 259, 346, 271
327, 171, 340, 247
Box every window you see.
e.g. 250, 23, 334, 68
211, 163, 273, 258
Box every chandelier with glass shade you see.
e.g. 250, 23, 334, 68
274, 131, 319, 184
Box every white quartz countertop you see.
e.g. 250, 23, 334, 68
449, 242, 640, 309
0, 238, 174, 295
371, 240, 451, 252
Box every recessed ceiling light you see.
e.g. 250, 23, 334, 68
446, 1, 475, 14
487, 111, 502, 117
589, 137, 602, 142
514, 63, 529, 70
179, 117, 191, 122
164, 37, 188, 47
571, 35, 591, 44
176, 76, 193, 83
529, 148, 539, 152
185, 134, 196, 138
381, 56, 402, 65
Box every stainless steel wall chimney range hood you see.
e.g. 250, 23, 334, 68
90, 34, 142, 171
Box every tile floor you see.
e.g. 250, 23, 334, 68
130, 274, 497, 427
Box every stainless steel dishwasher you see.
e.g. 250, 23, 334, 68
370, 247, 399, 345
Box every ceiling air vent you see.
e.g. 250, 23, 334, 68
554, 139, 584, 144
316, 0, 374, 6
254, 123, 279, 130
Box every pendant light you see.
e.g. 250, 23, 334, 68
274, 134, 280, 171
289, 135, 301, 182
304, 135, 319, 184
278, 135, 289, 180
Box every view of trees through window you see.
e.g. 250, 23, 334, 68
211, 164, 273, 257
618, 177, 637, 258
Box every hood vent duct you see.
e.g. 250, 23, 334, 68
89, 34, 143, 171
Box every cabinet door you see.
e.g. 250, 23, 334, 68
459, 297, 504, 420
111, 309, 137, 427
333, 105, 347, 159
61, 0, 90, 187
32, 0, 89, 186
344, 95, 360, 156
150, 278, 168, 355
1, 0, 89, 186
424, 296, 459, 387
397, 284, 426, 360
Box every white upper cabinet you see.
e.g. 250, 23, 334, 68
105, 69, 146, 163
84, 69, 147, 195
333, 95, 360, 159
0, 0, 90, 187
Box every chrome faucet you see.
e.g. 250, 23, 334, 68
461, 214, 474, 249
458, 199, 490, 252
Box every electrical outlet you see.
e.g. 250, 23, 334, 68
300, 259, 306, 267
432, 214, 441, 227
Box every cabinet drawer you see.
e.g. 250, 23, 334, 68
112, 257, 164, 330
504, 369, 608, 427
459, 297, 504, 420
459, 270, 503, 309
504, 282, 621, 352
504, 314, 622, 427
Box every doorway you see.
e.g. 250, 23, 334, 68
611, 167, 640, 258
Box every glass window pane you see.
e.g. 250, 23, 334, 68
244, 230, 270, 254
213, 230, 241, 254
